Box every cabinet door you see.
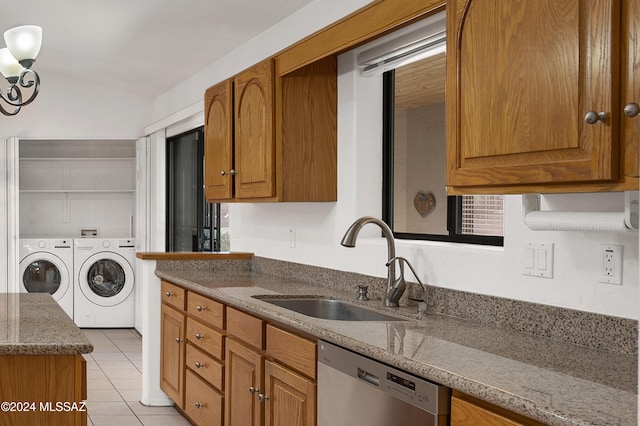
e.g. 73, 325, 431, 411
204, 80, 234, 201
160, 304, 185, 408
451, 392, 546, 426
447, 0, 620, 190
622, 0, 639, 179
225, 338, 264, 426
264, 360, 316, 426
234, 59, 275, 199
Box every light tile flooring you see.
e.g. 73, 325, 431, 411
83, 328, 190, 426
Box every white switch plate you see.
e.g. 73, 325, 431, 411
599, 244, 623, 285
522, 242, 554, 278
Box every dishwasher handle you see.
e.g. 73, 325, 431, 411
357, 368, 380, 387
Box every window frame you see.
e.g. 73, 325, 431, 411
381, 70, 503, 246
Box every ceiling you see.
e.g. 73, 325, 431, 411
395, 52, 446, 109
0, 0, 314, 98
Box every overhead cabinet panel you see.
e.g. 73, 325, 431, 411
204, 80, 234, 201
235, 60, 276, 199
446, 0, 625, 191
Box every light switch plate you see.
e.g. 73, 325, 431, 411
522, 242, 554, 278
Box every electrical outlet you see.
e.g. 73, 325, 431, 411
289, 228, 296, 248
599, 244, 623, 285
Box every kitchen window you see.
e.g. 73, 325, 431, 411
364, 10, 504, 245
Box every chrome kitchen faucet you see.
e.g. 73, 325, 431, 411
340, 216, 406, 307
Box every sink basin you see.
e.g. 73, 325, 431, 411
254, 296, 405, 321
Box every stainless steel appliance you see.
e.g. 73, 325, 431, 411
318, 340, 450, 426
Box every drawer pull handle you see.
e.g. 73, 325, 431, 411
258, 393, 269, 402
165, 291, 172, 297
195, 362, 204, 369
194, 402, 203, 409
195, 333, 204, 340
175, 338, 183, 343
196, 305, 205, 312
249, 387, 259, 394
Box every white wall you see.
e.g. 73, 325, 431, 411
2, 72, 152, 139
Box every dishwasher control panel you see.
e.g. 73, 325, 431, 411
318, 340, 450, 415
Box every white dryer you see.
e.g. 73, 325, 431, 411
74, 238, 136, 328
19, 238, 74, 319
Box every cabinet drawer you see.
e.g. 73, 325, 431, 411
266, 325, 316, 379
188, 292, 224, 329
186, 343, 224, 391
227, 307, 263, 350
161, 281, 185, 311
186, 317, 224, 360
185, 369, 224, 426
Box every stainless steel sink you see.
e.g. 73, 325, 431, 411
254, 296, 405, 321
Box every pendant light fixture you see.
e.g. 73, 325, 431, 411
0, 25, 42, 116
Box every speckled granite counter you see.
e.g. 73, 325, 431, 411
0, 293, 93, 355
156, 266, 637, 426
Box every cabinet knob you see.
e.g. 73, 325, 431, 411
230, 169, 238, 175
175, 337, 183, 343
624, 103, 640, 118
249, 387, 259, 394
194, 402, 203, 409
194, 362, 204, 369
258, 393, 270, 402
196, 305, 205, 312
220, 170, 226, 176
584, 110, 607, 124
165, 291, 172, 297
195, 333, 204, 340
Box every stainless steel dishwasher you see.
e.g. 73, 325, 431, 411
318, 340, 450, 426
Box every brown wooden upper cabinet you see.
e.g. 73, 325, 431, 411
204, 56, 337, 202
446, 0, 639, 194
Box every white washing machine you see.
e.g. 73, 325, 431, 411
19, 238, 74, 319
74, 238, 136, 328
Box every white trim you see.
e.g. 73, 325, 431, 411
144, 100, 203, 136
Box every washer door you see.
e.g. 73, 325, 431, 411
78, 251, 134, 307
20, 252, 70, 301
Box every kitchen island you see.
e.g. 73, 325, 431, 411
0, 293, 93, 426
146, 256, 637, 426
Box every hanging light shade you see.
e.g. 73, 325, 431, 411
0, 25, 42, 116
0, 48, 24, 82
4, 25, 42, 67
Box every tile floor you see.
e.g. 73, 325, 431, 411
83, 328, 190, 426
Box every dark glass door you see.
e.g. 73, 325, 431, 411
166, 127, 213, 252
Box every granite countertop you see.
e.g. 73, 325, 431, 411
0, 293, 93, 355
157, 269, 637, 426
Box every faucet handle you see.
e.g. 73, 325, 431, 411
357, 285, 369, 301
409, 297, 428, 315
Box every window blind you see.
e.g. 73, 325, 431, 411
460, 195, 504, 236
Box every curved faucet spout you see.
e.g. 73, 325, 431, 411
341, 216, 401, 307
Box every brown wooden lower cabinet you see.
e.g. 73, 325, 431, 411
225, 338, 264, 426
264, 359, 316, 426
160, 283, 319, 426
185, 369, 224, 426
160, 303, 185, 409
451, 391, 547, 426
0, 354, 87, 426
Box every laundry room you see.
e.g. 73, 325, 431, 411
17, 139, 138, 327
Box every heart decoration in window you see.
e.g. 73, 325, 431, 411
414, 191, 436, 218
